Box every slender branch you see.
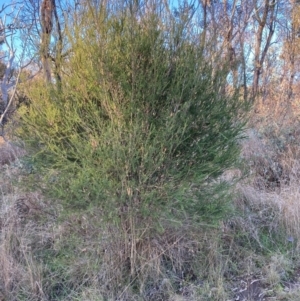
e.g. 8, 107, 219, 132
0, 67, 21, 128
0, 2, 23, 14
0, 49, 15, 107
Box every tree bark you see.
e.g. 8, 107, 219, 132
252, 0, 277, 99
40, 0, 54, 83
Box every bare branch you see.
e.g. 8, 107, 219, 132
0, 66, 21, 128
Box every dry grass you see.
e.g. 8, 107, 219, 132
0, 142, 56, 301
0, 139, 25, 166
220, 98, 300, 300
239, 100, 300, 246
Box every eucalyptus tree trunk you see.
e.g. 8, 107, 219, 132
40, 0, 54, 83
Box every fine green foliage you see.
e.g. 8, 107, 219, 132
18, 1, 248, 297
20, 6, 246, 228
20, 3, 245, 215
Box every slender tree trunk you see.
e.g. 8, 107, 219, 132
40, 0, 54, 83
252, 0, 277, 99
200, 0, 208, 55
53, 0, 63, 91
240, 38, 248, 101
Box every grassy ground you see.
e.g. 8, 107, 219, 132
2, 100, 300, 300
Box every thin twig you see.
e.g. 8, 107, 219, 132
0, 68, 21, 127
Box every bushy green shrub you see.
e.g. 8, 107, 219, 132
18, 1, 247, 296
20, 1, 246, 223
